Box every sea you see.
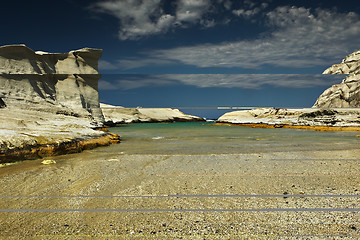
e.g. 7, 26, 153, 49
105, 122, 360, 155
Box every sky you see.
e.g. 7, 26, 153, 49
1, 0, 360, 119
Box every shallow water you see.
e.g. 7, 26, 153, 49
106, 122, 360, 155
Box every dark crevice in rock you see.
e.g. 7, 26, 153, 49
299, 109, 337, 118
0, 97, 6, 108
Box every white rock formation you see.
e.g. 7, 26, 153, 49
322, 50, 360, 75
217, 50, 360, 127
217, 108, 360, 127
0, 44, 101, 74
0, 45, 116, 162
314, 49, 360, 107
100, 103, 204, 124
0, 44, 104, 125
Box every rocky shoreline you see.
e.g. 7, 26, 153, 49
216, 108, 360, 129
101, 103, 205, 125
0, 45, 121, 163
0, 45, 206, 163
1, 45, 360, 163
0, 133, 120, 163
217, 49, 360, 128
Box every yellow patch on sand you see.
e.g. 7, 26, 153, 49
41, 160, 56, 165
108, 158, 121, 162
0, 162, 18, 167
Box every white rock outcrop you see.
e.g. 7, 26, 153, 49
0, 45, 119, 162
0, 44, 104, 126
0, 44, 101, 74
100, 103, 204, 124
314, 50, 360, 107
217, 108, 360, 127
218, 50, 360, 127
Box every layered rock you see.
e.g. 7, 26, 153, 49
314, 49, 360, 107
218, 50, 360, 128
0, 45, 119, 162
101, 103, 205, 124
217, 108, 360, 127
0, 44, 101, 74
0, 44, 104, 125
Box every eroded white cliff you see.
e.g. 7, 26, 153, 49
217, 50, 360, 127
0, 45, 117, 162
314, 49, 360, 107
0, 44, 101, 74
0, 45, 104, 125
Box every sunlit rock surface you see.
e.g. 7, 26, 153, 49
314, 50, 360, 107
0, 44, 101, 74
0, 45, 118, 162
101, 103, 205, 124
218, 50, 360, 127
217, 108, 360, 127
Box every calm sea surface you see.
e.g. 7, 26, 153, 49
106, 122, 360, 155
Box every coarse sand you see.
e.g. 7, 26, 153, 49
0, 148, 359, 239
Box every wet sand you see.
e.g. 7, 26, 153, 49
0, 147, 359, 239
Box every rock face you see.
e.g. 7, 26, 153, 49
314, 50, 360, 107
0, 44, 104, 125
217, 108, 360, 127
217, 50, 360, 128
0, 44, 101, 74
0, 45, 119, 162
100, 103, 205, 124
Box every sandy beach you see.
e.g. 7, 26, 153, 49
0, 143, 359, 239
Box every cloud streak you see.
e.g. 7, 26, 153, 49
91, 0, 269, 40
99, 74, 344, 90
150, 7, 360, 69
91, 0, 223, 40
100, 5, 360, 71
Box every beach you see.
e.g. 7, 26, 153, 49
0, 123, 359, 238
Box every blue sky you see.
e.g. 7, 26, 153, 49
1, 0, 360, 118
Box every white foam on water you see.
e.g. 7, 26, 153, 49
152, 136, 164, 140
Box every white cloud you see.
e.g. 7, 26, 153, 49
91, 0, 175, 40
99, 75, 178, 90
98, 80, 117, 90
163, 74, 343, 88
96, 4, 360, 72
91, 0, 271, 40
175, 0, 211, 23
98, 58, 176, 71
222, 0, 232, 10
91, 0, 216, 40
145, 7, 360, 69
232, 0, 268, 18
99, 74, 344, 90
232, 8, 260, 18
98, 60, 118, 70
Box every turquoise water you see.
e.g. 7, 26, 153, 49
107, 122, 360, 154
